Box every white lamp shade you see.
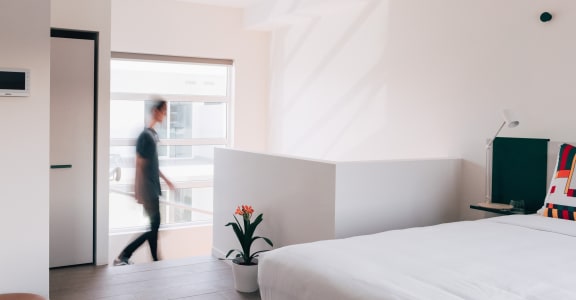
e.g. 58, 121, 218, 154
502, 109, 519, 128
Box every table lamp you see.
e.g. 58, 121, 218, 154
479, 109, 519, 209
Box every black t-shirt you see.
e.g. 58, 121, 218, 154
136, 128, 161, 199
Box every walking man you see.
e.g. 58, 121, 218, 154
114, 99, 174, 265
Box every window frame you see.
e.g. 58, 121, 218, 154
109, 52, 233, 231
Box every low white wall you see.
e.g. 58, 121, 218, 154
213, 149, 462, 256
213, 149, 336, 258
335, 159, 462, 238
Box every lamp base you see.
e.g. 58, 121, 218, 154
476, 202, 513, 210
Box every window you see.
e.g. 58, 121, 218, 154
109, 53, 232, 231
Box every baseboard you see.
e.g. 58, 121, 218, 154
211, 247, 227, 259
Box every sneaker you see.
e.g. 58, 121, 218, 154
113, 256, 133, 266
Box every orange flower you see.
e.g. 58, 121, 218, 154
235, 207, 243, 215
242, 205, 254, 214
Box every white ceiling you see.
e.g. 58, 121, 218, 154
175, 0, 263, 8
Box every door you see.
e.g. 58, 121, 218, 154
50, 31, 96, 268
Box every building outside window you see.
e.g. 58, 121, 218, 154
109, 53, 232, 232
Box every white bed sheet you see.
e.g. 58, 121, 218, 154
258, 215, 576, 300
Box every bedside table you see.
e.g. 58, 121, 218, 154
470, 203, 533, 215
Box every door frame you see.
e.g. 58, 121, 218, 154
50, 28, 99, 266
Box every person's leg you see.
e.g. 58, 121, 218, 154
115, 200, 156, 264
120, 231, 149, 259
115, 198, 160, 265
113, 231, 148, 265
147, 209, 161, 261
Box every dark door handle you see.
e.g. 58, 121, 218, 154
51, 164, 72, 169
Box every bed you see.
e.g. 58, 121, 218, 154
259, 141, 576, 299
258, 214, 576, 300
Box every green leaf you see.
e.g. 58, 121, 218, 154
225, 222, 245, 249
249, 249, 270, 260
245, 214, 263, 240
226, 249, 244, 258
232, 215, 244, 236
252, 236, 273, 247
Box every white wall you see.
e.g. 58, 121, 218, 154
0, 0, 110, 294
0, 0, 50, 296
51, 0, 112, 265
247, 0, 576, 220
335, 159, 461, 238
111, 0, 270, 152
213, 149, 336, 257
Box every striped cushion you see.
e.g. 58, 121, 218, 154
542, 203, 576, 220
539, 143, 576, 220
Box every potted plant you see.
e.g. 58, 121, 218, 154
226, 205, 273, 292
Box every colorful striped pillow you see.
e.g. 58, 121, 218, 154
540, 143, 576, 220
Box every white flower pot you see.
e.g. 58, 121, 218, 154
231, 262, 259, 293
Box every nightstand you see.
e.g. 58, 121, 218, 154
470, 203, 533, 215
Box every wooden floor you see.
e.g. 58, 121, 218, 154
50, 256, 262, 300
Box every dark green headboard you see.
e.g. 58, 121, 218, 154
491, 137, 549, 213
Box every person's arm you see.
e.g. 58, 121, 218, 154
160, 170, 175, 190
134, 154, 147, 203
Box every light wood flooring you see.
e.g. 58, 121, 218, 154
49, 256, 261, 300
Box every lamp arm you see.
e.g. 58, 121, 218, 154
484, 110, 520, 204
485, 143, 492, 202
485, 120, 506, 202
486, 121, 506, 147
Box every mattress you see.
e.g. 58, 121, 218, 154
258, 215, 576, 300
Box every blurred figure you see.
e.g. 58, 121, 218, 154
114, 99, 175, 266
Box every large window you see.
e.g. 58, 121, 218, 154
109, 53, 232, 231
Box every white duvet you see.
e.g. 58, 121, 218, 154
258, 215, 576, 300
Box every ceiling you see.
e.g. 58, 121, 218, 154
175, 0, 264, 8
